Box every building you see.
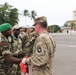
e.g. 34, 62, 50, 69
61, 26, 76, 33
73, 9, 76, 20
64, 9, 76, 28
65, 20, 76, 26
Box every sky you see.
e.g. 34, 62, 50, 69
0, 0, 76, 27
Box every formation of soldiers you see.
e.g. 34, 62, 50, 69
0, 23, 37, 75
0, 16, 56, 75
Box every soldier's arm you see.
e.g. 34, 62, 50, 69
22, 37, 50, 66
0, 41, 22, 64
4, 54, 22, 64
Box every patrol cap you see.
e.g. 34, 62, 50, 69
12, 25, 20, 30
0, 23, 11, 32
33, 16, 47, 26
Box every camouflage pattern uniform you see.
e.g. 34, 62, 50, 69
8, 26, 23, 75
26, 31, 38, 56
11, 34, 22, 75
26, 32, 56, 75
24, 31, 32, 55
16, 35, 22, 75
21, 16, 56, 75
18, 31, 26, 51
0, 33, 16, 75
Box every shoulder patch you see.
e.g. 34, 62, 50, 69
36, 42, 44, 55
37, 47, 42, 53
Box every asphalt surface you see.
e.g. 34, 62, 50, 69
51, 33, 76, 75
22, 33, 76, 75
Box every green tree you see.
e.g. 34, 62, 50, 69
23, 9, 30, 17
71, 22, 76, 30
49, 25, 61, 33
64, 23, 68, 27
30, 10, 37, 20
0, 2, 19, 26
0, 2, 11, 24
9, 8, 19, 26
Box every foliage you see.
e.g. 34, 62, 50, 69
0, 2, 19, 26
23, 9, 30, 17
30, 10, 37, 20
71, 22, 76, 30
9, 8, 19, 26
0, 2, 38, 26
63, 23, 68, 27
23, 9, 37, 26
48, 25, 61, 33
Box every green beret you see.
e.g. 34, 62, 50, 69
0, 23, 11, 32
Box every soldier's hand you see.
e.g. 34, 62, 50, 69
18, 51, 25, 57
21, 57, 29, 64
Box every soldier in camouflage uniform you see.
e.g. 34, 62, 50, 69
0, 23, 22, 75
12, 25, 26, 75
21, 16, 56, 75
27, 28, 38, 56
23, 26, 37, 57
23, 25, 33, 56
18, 27, 26, 50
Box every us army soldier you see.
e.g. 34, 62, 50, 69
21, 16, 56, 75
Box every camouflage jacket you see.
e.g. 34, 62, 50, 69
27, 32, 56, 75
0, 33, 16, 75
9, 34, 22, 58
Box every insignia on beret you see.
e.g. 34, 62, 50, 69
37, 47, 42, 53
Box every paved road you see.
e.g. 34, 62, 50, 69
51, 33, 76, 75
